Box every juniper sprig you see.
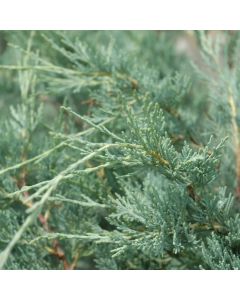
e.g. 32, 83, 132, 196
0, 30, 240, 269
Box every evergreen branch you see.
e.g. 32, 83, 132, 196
47, 195, 107, 208
61, 106, 124, 142
1, 31, 240, 270
0, 142, 138, 268
0, 142, 66, 177
28, 232, 111, 245
0, 182, 57, 269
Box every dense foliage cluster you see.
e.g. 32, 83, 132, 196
1, 30, 240, 269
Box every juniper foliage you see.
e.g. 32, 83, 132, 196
0, 30, 240, 269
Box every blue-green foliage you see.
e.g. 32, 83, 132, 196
0, 30, 240, 269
